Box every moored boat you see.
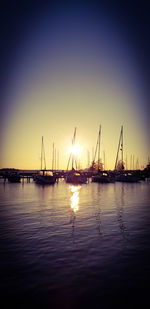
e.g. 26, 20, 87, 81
115, 172, 140, 183
66, 169, 87, 184
92, 171, 115, 183
66, 128, 87, 184
35, 170, 56, 184
7, 172, 21, 183
35, 136, 56, 185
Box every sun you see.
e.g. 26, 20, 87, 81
70, 145, 81, 156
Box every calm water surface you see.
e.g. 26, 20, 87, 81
0, 179, 150, 308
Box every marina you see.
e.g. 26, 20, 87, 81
1, 125, 149, 184
0, 168, 149, 184
1, 123, 149, 308
1, 1, 150, 308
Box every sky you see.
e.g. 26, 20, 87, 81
0, 0, 150, 170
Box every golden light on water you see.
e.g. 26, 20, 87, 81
70, 185, 81, 212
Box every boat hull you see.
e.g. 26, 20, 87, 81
115, 171, 140, 182
35, 175, 56, 184
66, 173, 87, 184
8, 175, 21, 183
115, 175, 139, 183
92, 175, 115, 183
92, 172, 115, 183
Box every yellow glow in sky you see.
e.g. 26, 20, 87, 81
1, 9, 149, 170
70, 145, 81, 156
1, 83, 149, 170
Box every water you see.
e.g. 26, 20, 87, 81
0, 179, 150, 308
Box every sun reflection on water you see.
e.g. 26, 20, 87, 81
70, 185, 81, 212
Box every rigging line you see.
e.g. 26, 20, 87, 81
115, 126, 123, 170
93, 125, 101, 164
41, 136, 43, 170
98, 125, 101, 170
43, 137, 46, 170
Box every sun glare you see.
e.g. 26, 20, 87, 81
70, 145, 81, 156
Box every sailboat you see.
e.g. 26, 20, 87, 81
66, 128, 87, 184
92, 171, 115, 183
7, 172, 21, 183
35, 170, 56, 184
35, 137, 56, 185
92, 125, 115, 183
66, 168, 88, 184
114, 126, 139, 182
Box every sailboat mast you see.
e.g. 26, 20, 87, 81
41, 136, 45, 170
98, 125, 101, 170
41, 136, 46, 170
121, 125, 123, 167
72, 127, 77, 170
93, 125, 101, 164
44, 142, 46, 170
67, 127, 77, 170
41, 136, 43, 170
52, 143, 54, 171
115, 125, 123, 170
